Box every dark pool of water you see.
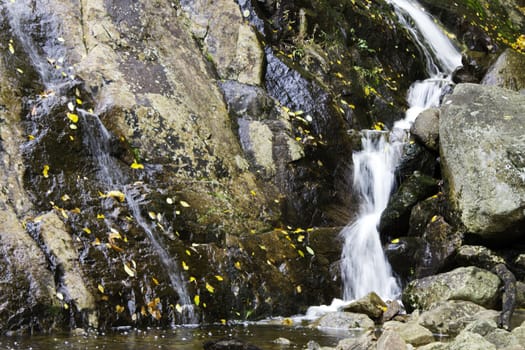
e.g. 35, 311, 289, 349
0, 323, 356, 350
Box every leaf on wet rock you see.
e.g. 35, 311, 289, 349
306, 246, 315, 255
131, 160, 144, 169
175, 304, 183, 313
42, 165, 50, 178
182, 261, 189, 270
116, 305, 125, 313
124, 262, 136, 277
215, 275, 223, 281
67, 112, 78, 123
205, 282, 215, 293
180, 200, 190, 208
97, 284, 105, 293
194, 295, 200, 306
100, 190, 125, 202
8, 40, 14, 54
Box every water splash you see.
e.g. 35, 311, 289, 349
340, 0, 461, 301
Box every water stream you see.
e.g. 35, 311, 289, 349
340, 0, 462, 301
5, 0, 196, 325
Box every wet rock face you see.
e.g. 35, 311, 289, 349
482, 48, 525, 91
439, 83, 525, 240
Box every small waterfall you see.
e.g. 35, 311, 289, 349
6, 0, 196, 324
340, 0, 461, 301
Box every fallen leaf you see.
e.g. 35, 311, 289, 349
180, 200, 190, 208
194, 295, 200, 306
42, 165, 50, 178
123, 262, 135, 277
205, 282, 215, 293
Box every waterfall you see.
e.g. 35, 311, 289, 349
340, 0, 462, 301
5, 0, 196, 324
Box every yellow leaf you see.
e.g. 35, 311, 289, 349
430, 215, 439, 223
67, 112, 79, 123
297, 250, 305, 258
391, 238, 400, 244
42, 165, 50, 178
152, 277, 159, 286
104, 190, 125, 202
130, 160, 144, 169
116, 305, 125, 313
194, 295, 200, 306
250, 190, 256, 196
296, 285, 302, 293
259, 245, 267, 251
16, 68, 23, 74
189, 276, 197, 283
205, 282, 215, 293
82, 227, 92, 234
123, 263, 135, 277
234, 261, 241, 270
297, 235, 305, 242
306, 246, 315, 255
215, 275, 224, 281
97, 284, 105, 293
97, 214, 105, 219
76, 98, 83, 105
56, 292, 64, 300
182, 261, 189, 271
180, 200, 190, 208
175, 304, 183, 313
8, 41, 14, 54
148, 211, 156, 220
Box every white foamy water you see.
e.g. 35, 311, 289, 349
338, 0, 461, 303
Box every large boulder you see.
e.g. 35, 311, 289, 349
439, 83, 525, 240
402, 266, 501, 312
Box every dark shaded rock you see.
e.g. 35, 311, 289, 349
385, 236, 425, 283
452, 54, 486, 84
203, 338, 262, 350
414, 216, 462, 278
395, 142, 438, 182
379, 172, 439, 238
410, 108, 440, 152
440, 83, 525, 240
408, 192, 447, 237
403, 267, 501, 312
343, 292, 387, 321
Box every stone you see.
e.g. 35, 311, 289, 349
414, 215, 462, 278
417, 300, 496, 336
446, 331, 496, 350
379, 172, 439, 237
463, 318, 498, 337
482, 49, 525, 92
38, 212, 97, 327
439, 83, 525, 239
315, 312, 375, 331
454, 246, 506, 270
383, 321, 435, 346
417, 343, 447, 350
335, 331, 376, 350
343, 292, 387, 321
511, 323, 525, 345
411, 108, 440, 152
402, 266, 501, 312
484, 328, 520, 348
376, 330, 407, 350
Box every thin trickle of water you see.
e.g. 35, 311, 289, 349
340, 0, 461, 301
5, 0, 197, 325
80, 110, 197, 324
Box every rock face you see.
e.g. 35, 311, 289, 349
439, 83, 525, 239
482, 49, 525, 91
402, 266, 501, 312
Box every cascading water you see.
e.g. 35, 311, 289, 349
340, 0, 462, 301
5, 0, 196, 324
